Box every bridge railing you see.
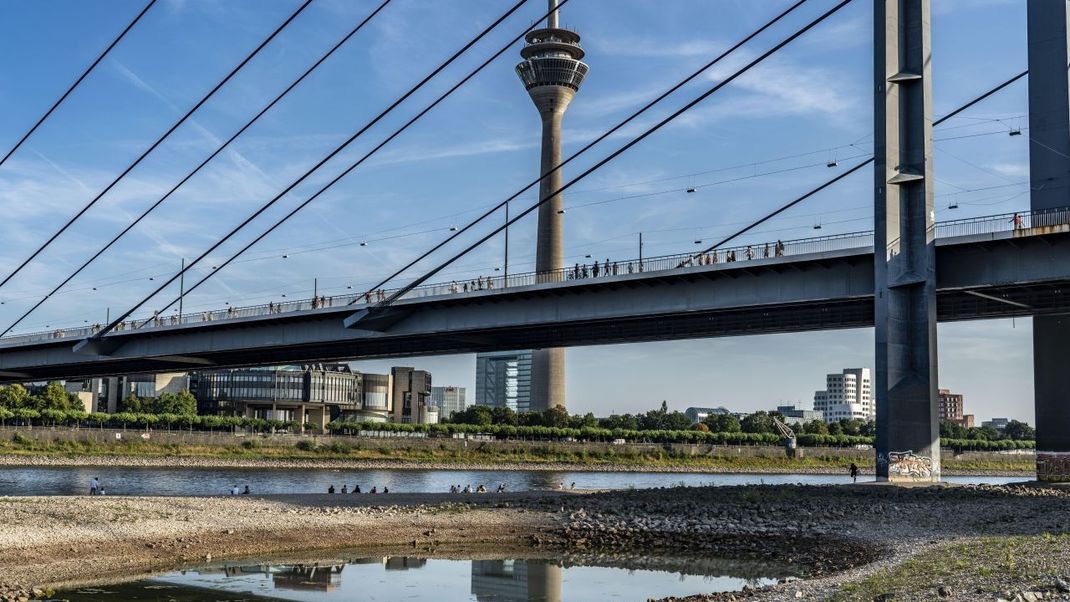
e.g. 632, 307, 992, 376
4, 207, 1068, 347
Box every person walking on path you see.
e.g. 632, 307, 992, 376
849, 463, 859, 483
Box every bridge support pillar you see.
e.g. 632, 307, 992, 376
873, 0, 941, 482
1028, 0, 1070, 482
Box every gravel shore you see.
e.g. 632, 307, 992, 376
2, 483, 1069, 601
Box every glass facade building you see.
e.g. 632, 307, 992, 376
191, 364, 360, 428
474, 351, 532, 413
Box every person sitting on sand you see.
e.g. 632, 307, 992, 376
341, 485, 348, 494
370, 486, 377, 494
476, 484, 487, 493
231, 485, 239, 495
497, 483, 506, 493
328, 485, 336, 494
98, 487, 106, 496
242, 486, 250, 495
570, 482, 576, 490
354, 485, 361, 494
383, 487, 389, 494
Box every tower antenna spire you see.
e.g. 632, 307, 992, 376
547, 0, 559, 29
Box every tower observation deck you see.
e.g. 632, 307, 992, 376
515, 0, 588, 412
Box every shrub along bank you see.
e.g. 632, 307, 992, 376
0, 410, 1036, 453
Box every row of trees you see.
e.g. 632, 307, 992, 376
940, 419, 1034, 441
0, 383, 198, 417
0, 383, 82, 412
325, 419, 1033, 451
118, 391, 197, 415
0, 407, 313, 433
447, 401, 694, 432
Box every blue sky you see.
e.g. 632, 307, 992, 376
0, 0, 1038, 421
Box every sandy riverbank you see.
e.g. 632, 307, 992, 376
3, 484, 1070, 601
0, 452, 1032, 476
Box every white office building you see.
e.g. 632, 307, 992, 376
474, 351, 532, 413
813, 368, 873, 422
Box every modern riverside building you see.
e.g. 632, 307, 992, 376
431, 386, 467, 421
813, 368, 874, 422
684, 406, 731, 424
62, 372, 190, 413
355, 372, 391, 423
390, 367, 432, 424
475, 350, 532, 413
938, 388, 974, 428
190, 364, 360, 430
776, 404, 825, 426
516, 0, 589, 412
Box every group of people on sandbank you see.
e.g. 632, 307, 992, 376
327, 484, 388, 494
450, 483, 506, 494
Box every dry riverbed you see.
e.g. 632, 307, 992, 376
2, 484, 1070, 601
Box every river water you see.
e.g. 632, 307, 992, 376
54, 553, 796, 601
0, 466, 1020, 496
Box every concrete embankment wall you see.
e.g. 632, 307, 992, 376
0, 425, 1026, 463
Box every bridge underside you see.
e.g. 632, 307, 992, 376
1, 231, 1068, 383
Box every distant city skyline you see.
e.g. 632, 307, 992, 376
351, 315, 1034, 423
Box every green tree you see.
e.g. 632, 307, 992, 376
569, 412, 598, 429
489, 406, 516, 425
940, 420, 967, 440
0, 384, 30, 409
1003, 420, 1035, 441
454, 405, 493, 426
32, 382, 76, 412
542, 405, 570, 428
599, 414, 639, 431
118, 393, 144, 413
740, 411, 775, 434
154, 390, 197, 415
801, 419, 829, 435
703, 413, 742, 433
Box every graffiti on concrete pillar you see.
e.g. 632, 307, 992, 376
1036, 451, 1070, 482
886, 450, 933, 479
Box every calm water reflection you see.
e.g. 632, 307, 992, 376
55, 554, 793, 601
0, 466, 1021, 497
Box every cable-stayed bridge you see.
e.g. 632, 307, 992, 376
1, 207, 1067, 380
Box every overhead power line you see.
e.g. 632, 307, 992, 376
0, 0, 394, 338
83, 0, 541, 339
0, 0, 314, 292
0, 0, 158, 170
684, 69, 1031, 262
360, 0, 856, 315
